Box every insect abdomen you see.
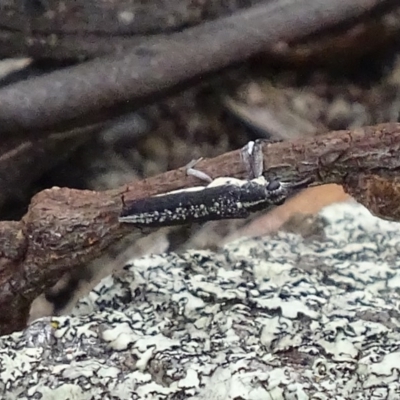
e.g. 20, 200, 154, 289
119, 185, 250, 227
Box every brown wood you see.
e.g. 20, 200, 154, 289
0, 122, 399, 335
343, 174, 400, 221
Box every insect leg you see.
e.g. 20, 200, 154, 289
185, 158, 213, 183
280, 176, 314, 191
241, 140, 264, 179
241, 141, 254, 179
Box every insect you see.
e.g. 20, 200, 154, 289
119, 140, 312, 227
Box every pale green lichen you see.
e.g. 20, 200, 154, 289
1, 201, 400, 399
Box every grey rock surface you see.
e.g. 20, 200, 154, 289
1, 201, 400, 399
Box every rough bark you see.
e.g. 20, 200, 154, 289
0, 122, 399, 335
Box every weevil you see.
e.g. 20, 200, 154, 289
119, 141, 312, 227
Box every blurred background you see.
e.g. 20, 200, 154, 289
0, 0, 398, 319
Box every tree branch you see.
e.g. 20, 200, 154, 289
0, 124, 101, 210
0, 0, 263, 37
0, 122, 399, 335
0, 0, 390, 137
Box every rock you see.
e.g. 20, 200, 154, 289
1, 201, 400, 399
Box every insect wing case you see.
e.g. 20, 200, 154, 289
119, 184, 253, 227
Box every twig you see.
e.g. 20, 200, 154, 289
0, 0, 389, 137
0, 0, 262, 37
0, 122, 399, 335
343, 174, 400, 221
0, 124, 101, 210
0, 0, 393, 60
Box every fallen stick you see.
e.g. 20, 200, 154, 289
0, 0, 389, 136
0, 122, 399, 335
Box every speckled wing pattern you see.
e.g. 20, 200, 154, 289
119, 181, 280, 227
2, 201, 400, 399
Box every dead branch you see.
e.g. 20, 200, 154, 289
0, 0, 389, 137
0, 0, 397, 65
343, 174, 400, 221
0, 0, 261, 37
267, 2, 400, 66
0, 0, 263, 59
0, 122, 399, 335
0, 124, 101, 210
0, 0, 392, 60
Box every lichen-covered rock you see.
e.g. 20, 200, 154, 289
2, 201, 400, 399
